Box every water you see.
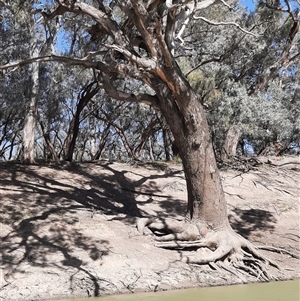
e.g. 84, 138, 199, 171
61, 280, 299, 301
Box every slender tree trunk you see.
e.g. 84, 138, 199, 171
148, 137, 155, 161
162, 126, 171, 161
111, 124, 134, 158
8, 134, 18, 160
64, 82, 99, 161
89, 113, 96, 160
22, 47, 39, 164
64, 116, 78, 161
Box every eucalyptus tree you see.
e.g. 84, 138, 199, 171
2, 0, 298, 278
226, 0, 300, 155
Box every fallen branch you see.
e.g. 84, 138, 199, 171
256, 156, 300, 166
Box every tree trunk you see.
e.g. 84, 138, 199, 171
171, 139, 180, 158
111, 123, 135, 158
89, 113, 96, 160
221, 125, 242, 161
22, 48, 39, 164
138, 67, 277, 277
64, 82, 99, 161
153, 66, 229, 228
64, 116, 78, 161
148, 137, 155, 161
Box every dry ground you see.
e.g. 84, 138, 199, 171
0, 159, 299, 300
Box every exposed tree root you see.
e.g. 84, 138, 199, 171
137, 217, 281, 281
257, 245, 299, 259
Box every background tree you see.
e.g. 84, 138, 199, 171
0, 2, 30, 160
182, 0, 299, 159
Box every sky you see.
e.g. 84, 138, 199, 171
239, 0, 256, 11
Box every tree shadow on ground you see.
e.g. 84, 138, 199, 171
229, 208, 276, 239
0, 161, 183, 296
1, 203, 109, 296
154, 198, 186, 218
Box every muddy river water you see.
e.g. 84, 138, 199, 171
61, 280, 299, 301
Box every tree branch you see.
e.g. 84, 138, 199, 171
154, 18, 173, 68
130, 0, 158, 58
194, 16, 258, 37
185, 26, 258, 76
102, 44, 157, 71
101, 74, 160, 109
166, 0, 232, 12
0, 55, 110, 73
44, 1, 127, 46
185, 57, 221, 76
